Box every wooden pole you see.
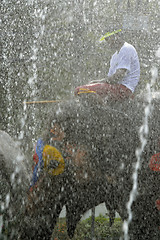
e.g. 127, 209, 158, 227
91, 207, 95, 240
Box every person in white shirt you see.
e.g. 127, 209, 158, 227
75, 28, 140, 101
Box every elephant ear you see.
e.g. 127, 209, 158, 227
0, 130, 30, 182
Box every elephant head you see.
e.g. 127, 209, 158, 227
16, 98, 138, 239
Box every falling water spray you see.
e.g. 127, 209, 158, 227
0, 2, 48, 238
27, 2, 48, 142
123, 66, 158, 240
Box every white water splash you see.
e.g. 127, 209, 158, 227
123, 66, 158, 240
0, 215, 3, 235
83, 0, 87, 24
155, 47, 160, 59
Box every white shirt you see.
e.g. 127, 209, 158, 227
108, 42, 140, 92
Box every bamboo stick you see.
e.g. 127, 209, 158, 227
23, 88, 96, 105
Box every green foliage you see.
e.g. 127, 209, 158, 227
52, 221, 68, 240
52, 215, 122, 240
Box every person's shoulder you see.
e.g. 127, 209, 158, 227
122, 42, 137, 52
120, 42, 137, 55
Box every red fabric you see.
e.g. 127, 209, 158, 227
75, 83, 133, 100
33, 153, 39, 164
149, 153, 160, 172
155, 199, 160, 211
32, 153, 39, 172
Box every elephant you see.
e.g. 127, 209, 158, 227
1, 93, 160, 239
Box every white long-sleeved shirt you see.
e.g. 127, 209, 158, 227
108, 42, 140, 92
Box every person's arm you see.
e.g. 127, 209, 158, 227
89, 78, 106, 84
89, 69, 127, 85
107, 68, 127, 84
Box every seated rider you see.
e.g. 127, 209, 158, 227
75, 28, 140, 101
